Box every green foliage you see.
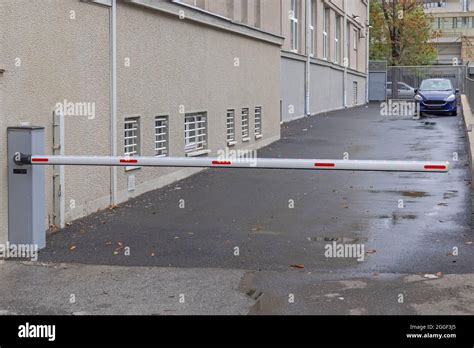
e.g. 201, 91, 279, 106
369, 0, 439, 65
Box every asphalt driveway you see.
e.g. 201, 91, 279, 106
37, 104, 473, 274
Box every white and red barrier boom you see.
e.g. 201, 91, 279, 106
15, 153, 449, 172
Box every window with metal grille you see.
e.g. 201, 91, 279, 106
124, 117, 140, 157
155, 116, 168, 157
353, 81, 358, 106
290, 0, 298, 52
242, 108, 249, 141
226, 109, 236, 145
185, 113, 207, 153
254, 106, 262, 137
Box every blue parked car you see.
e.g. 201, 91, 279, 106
414, 78, 458, 116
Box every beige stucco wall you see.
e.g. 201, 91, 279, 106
114, 2, 281, 201
0, 0, 111, 244
0, 0, 281, 244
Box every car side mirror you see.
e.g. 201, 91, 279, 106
455, 88, 460, 94
414, 89, 418, 94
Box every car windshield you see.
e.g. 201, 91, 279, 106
420, 80, 452, 91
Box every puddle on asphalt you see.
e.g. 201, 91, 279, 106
378, 213, 418, 225
308, 236, 369, 243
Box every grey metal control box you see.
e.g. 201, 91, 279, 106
7, 127, 45, 249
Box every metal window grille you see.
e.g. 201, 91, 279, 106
185, 113, 207, 153
226, 109, 235, 144
242, 108, 249, 139
353, 81, 358, 106
155, 116, 168, 157
124, 117, 140, 157
254, 107, 262, 136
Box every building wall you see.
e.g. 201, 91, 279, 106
281, 56, 306, 122
310, 63, 344, 113
0, 0, 282, 244
279, 0, 368, 120
0, 0, 111, 243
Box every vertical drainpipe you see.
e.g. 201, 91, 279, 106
343, 0, 348, 108
365, 0, 370, 104
110, 0, 117, 205
305, 0, 311, 116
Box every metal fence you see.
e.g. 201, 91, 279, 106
387, 65, 467, 100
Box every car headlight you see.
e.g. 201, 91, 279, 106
414, 94, 423, 101
446, 94, 456, 102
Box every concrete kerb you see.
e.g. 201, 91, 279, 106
460, 95, 474, 225
461, 95, 474, 174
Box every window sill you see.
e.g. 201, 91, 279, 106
255, 134, 263, 139
186, 149, 211, 157
242, 137, 251, 142
227, 141, 237, 146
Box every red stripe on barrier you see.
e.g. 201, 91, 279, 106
32, 158, 49, 162
120, 159, 138, 164
424, 165, 446, 170
314, 162, 335, 167
212, 161, 231, 165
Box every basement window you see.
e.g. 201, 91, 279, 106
242, 108, 250, 141
155, 116, 168, 157
185, 113, 208, 155
254, 106, 262, 138
226, 109, 236, 146
124, 116, 141, 170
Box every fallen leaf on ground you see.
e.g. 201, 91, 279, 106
435, 272, 443, 278
424, 274, 438, 279
69, 246, 77, 251
366, 249, 376, 254
290, 264, 305, 269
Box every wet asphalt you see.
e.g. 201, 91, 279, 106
38, 104, 473, 276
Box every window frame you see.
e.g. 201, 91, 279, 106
323, 7, 330, 60
290, 0, 299, 52
254, 106, 262, 139
184, 112, 208, 155
226, 109, 236, 146
154, 115, 169, 158
241, 107, 250, 142
124, 115, 141, 171
309, 0, 315, 57
335, 15, 341, 64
